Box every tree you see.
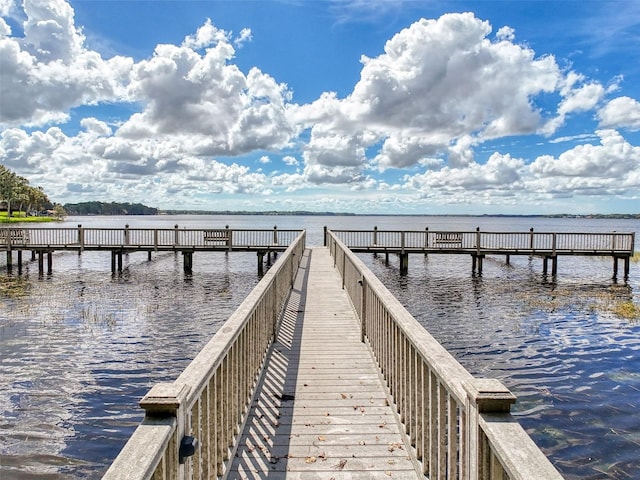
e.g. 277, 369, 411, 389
0, 165, 52, 216
0, 165, 19, 216
53, 204, 66, 220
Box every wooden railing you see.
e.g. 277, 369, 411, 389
326, 229, 564, 480
330, 227, 635, 254
0, 225, 301, 250
102, 231, 306, 480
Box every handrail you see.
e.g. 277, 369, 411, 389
326, 229, 563, 480
329, 228, 636, 254
0, 226, 303, 250
102, 231, 306, 480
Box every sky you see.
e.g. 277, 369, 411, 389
1, 0, 639, 215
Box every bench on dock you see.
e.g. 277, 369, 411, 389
0, 228, 29, 245
203, 229, 229, 244
434, 232, 463, 246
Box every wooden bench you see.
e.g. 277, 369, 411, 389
203, 229, 230, 244
433, 232, 463, 247
0, 228, 29, 245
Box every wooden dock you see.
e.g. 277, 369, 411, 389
228, 247, 419, 478
103, 230, 564, 480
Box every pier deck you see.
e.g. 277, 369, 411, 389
228, 247, 419, 479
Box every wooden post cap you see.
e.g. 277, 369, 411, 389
140, 383, 190, 415
464, 378, 516, 413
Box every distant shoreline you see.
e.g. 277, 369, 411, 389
61, 202, 640, 219
129, 211, 640, 219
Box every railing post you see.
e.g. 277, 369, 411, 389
174, 224, 180, 246
360, 277, 367, 343
476, 227, 481, 254
77, 224, 84, 253
273, 225, 278, 245
323, 226, 327, 247
373, 226, 378, 246
529, 227, 534, 254
124, 224, 130, 246
226, 225, 232, 252
464, 379, 516, 480
140, 382, 193, 479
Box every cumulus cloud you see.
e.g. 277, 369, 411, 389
120, 41, 295, 155
1, 3, 638, 212
295, 12, 563, 178
598, 96, 640, 130
529, 129, 639, 180
0, 0, 133, 127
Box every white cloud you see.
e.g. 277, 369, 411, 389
234, 28, 252, 48
598, 96, 640, 130
182, 18, 228, 50
0, 0, 133, 127
295, 12, 563, 174
120, 42, 295, 155
1, 4, 638, 213
529, 129, 639, 180
496, 26, 515, 42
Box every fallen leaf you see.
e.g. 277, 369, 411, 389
305, 456, 317, 464
341, 393, 348, 399
317, 435, 326, 441
385, 471, 392, 476
334, 459, 347, 470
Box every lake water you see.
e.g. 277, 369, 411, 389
1, 215, 638, 479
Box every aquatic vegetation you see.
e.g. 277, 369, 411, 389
613, 301, 640, 320
0, 275, 30, 298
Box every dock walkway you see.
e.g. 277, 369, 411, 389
228, 247, 419, 479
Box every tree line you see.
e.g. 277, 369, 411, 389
63, 202, 158, 215
0, 164, 53, 216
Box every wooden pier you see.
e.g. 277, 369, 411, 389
103, 230, 565, 480
228, 247, 419, 478
329, 227, 635, 279
0, 225, 302, 275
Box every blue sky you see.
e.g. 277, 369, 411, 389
1, 0, 639, 214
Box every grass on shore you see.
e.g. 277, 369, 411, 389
0, 212, 55, 223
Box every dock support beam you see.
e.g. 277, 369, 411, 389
183, 251, 193, 274
257, 251, 265, 276
36, 251, 53, 275
543, 256, 558, 276
111, 251, 124, 273
399, 253, 409, 275
613, 256, 631, 281
472, 254, 484, 275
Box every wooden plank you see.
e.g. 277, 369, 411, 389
228, 247, 421, 478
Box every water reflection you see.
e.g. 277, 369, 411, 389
1, 215, 639, 479
1, 245, 259, 479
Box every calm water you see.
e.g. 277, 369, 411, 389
1, 215, 638, 479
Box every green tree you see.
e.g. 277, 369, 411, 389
53, 203, 66, 220
0, 165, 52, 216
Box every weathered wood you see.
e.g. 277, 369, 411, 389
228, 247, 420, 478
328, 231, 565, 480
